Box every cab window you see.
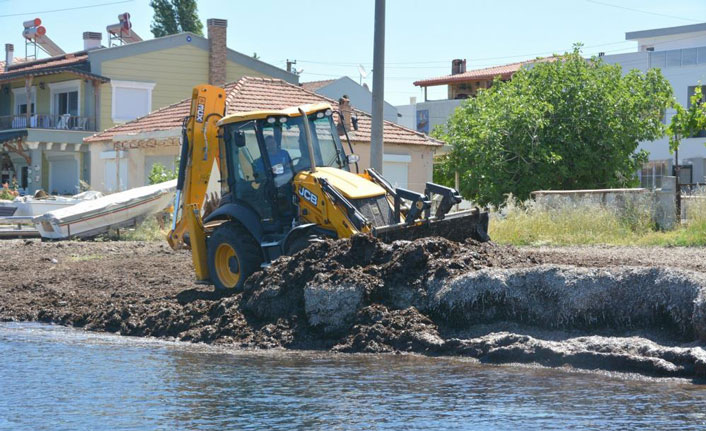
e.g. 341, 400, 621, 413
227, 122, 272, 219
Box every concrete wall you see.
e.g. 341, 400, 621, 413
313, 77, 398, 123
531, 181, 680, 229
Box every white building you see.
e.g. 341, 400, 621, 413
603, 22, 706, 188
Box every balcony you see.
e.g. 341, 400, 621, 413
0, 114, 96, 132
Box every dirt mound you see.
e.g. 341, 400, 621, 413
1, 237, 705, 379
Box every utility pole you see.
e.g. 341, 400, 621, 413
370, 0, 385, 173
675, 146, 681, 222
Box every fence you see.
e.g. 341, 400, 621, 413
0, 114, 95, 131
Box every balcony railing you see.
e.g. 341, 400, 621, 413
0, 114, 96, 132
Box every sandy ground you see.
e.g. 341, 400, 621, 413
1, 238, 704, 380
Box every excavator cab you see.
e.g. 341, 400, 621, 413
216, 104, 351, 234
169, 84, 489, 291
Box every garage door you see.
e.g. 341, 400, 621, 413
383, 162, 408, 189
383, 154, 411, 190
50, 158, 79, 195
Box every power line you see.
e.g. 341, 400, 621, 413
0, 0, 133, 18
585, 0, 700, 23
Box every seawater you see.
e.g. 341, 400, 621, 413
1, 322, 705, 430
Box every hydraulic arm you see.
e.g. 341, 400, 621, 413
167, 84, 226, 281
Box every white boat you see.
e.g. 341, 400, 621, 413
0, 191, 103, 217
35, 180, 176, 240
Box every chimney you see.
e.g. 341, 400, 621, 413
451, 59, 466, 75
207, 18, 228, 87
5, 44, 13, 67
83, 32, 102, 50
338, 95, 354, 133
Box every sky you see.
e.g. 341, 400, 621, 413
1, 0, 706, 105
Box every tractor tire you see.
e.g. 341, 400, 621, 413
207, 222, 262, 291
285, 234, 321, 256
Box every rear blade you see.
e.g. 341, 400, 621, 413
372, 209, 490, 243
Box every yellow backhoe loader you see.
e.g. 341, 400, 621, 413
167, 84, 489, 290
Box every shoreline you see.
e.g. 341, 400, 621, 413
1, 237, 705, 380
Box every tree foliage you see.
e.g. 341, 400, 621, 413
666, 85, 706, 153
434, 47, 673, 206
150, 0, 203, 37
148, 163, 178, 185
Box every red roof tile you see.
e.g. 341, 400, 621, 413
0, 58, 29, 73
300, 79, 336, 92
87, 77, 442, 147
2, 53, 88, 74
414, 57, 558, 87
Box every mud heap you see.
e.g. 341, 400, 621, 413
2, 236, 705, 379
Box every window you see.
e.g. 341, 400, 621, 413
682, 48, 697, 66
666, 50, 682, 68
687, 86, 706, 138
56, 92, 79, 115
640, 160, 668, 189
12, 87, 36, 115
49, 80, 81, 117
649, 51, 666, 69
111, 80, 156, 123
699, 47, 706, 64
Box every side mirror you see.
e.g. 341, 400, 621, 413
234, 131, 246, 147
347, 154, 360, 164
271, 163, 285, 175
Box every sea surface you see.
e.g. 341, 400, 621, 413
1, 322, 705, 430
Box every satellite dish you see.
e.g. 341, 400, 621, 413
295, 68, 304, 76
358, 64, 368, 84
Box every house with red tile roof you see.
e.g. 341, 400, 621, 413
85, 76, 443, 193
397, 57, 557, 136
0, 18, 295, 195
413, 57, 557, 101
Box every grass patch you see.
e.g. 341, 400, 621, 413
115, 215, 169, 242
490, 194, 706, 247
68, 254, 105, 262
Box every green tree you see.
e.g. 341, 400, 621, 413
666, 85, 706, 153
434, 47, 673, 206
148, 163, 178, 185
150, 0, 203, 37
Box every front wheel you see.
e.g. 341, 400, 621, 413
207, 223, 262, 290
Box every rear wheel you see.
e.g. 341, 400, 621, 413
207, 223, 262, 290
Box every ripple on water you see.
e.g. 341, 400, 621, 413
0, 322, 705, 431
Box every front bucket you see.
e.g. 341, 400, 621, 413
372, 209, 490, 243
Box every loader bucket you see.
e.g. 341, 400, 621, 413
372, 208, 490, 243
